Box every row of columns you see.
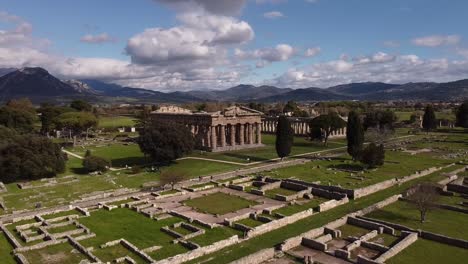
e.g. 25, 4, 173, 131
261, 119, 347, 137
191, 123, 261, 151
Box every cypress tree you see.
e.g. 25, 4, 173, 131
456, 101, 468, 128
346, 111, 364, 161
275, 116, 294, 160
422, 105, 437, 132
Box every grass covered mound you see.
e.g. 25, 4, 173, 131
184, 192, 258, 215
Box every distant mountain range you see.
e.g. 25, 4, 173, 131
1, 67, 467, 103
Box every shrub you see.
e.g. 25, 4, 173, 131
83, 155, 111, 173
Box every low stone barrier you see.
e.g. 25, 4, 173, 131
224, 212, 252, 226
281, 181, 309, 191
185, 184, 216, 192
311, 187, 347, 200
233, 223, 253, 233
420, 231, 468, 249
259, 181, 282, 191
317, 197, 349, 212
357, 255, 381, 264
228, 184, 245, 191
1, 225, 21, 248
250, 189, 265, 196
361, 241, 389, 253
121, 239, 155, 263
15, 253, 29, 264
153, 235, 239, 264
374, 231, 418, 263
274, 189, 309, 202
15, 238, 67, 253
68, 236, 101, 263
447, 177, 468, 194
301, 234, 331, 251
247, 209, 314, 238
347, 217, 394, 235
228, 247, 275, 264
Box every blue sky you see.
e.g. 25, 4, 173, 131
1, 0, 467, 91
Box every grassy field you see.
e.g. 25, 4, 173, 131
0, 231, 15, 264
189, 134, 345, 164
98, 116, 137, 128
386, 239, 468, 264
366, 200, 468, 240
184, 192, 257, 215
263, 150, 453, 189
23, 242, 92, 264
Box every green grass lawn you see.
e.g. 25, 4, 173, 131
366, 200, 468, 240
79, 208, 180, 249
184, 192, 257, 215
22, 242, 92, 264
236, 218, 264, 228
189, 134, 344, 164
92, 243, 148, 264
369, 233, 400, 247
0, 231, 16, 264
98, 116, 137, 128
264, 150, 453, 189
189, 226, 242, 247
386, 239, 468, 264
339, 224, 371, 238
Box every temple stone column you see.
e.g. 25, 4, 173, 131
246, 124, 251, 144
256, 123, 261, 144
211, 126, 217, 150
204, 126, 210, 148
220, 125, 226, 147
230, 125, 236, 146
239, 124, 244, 145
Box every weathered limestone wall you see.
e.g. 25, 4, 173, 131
317, 197, 349, 212
347, 217, 394, 235
246, 209, 314, 238
153, 235, 239, 264
374, 231, 418, 263
228, 248, 275, 264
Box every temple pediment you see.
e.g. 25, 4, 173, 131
222, 106, 263, 117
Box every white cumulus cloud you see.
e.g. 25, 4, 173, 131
412, 35, 461, 47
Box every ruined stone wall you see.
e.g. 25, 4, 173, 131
375, 231, 418, 263
317, 197, 349, 212
246, 209, 314, 238
153, 235, 239, 264
228, 248, 275, 264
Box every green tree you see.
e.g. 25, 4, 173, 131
38, 103, 72, 135
0, 106, 36, 134
422, 105, 437, 132
275, 116, 294, 160
346, 111, 364, 161
70, 100, 93, 112
456, 101, 468, 128
309, 112, 346, 146
0, 129, 66, 183
56, 112, 98, 145
363, 110, 397, 131
137, 121, 194, 163
360, 143, 385, 168
283, 101, 298, 114
83, 155, 111, 173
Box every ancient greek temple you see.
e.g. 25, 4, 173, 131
262, 117, 347, 138
151, 106, 263, 152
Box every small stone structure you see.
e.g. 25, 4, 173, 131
152, 106, 263, 152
